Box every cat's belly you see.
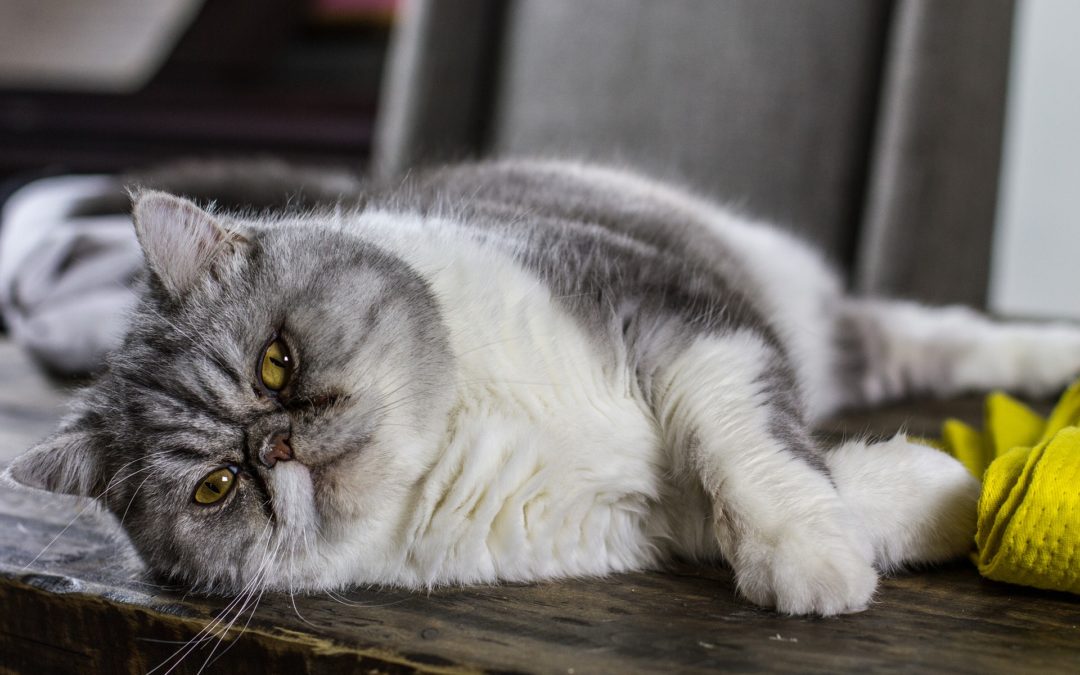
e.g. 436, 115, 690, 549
400, 394, 667, 584
399, 312, 669, 583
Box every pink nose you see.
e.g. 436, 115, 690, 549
260, 430, 293, 468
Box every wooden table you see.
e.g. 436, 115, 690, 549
1, 339, 1078, 674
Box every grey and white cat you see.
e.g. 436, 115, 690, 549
10, 159, 1080, 616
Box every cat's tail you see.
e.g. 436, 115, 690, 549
825, 434, 980, 572
834, 299, 1080, 408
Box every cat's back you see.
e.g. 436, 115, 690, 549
386, 159, 742, 269
374, 159, 844, 419
373, 160, 782, 342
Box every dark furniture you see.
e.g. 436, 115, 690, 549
375, 0, 1016, 308
0, 0, 388, 182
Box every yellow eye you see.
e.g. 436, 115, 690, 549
260, 338, 294, 391
193, 467, 237, 505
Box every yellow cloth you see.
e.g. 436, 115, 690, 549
940, 381, 1080, 594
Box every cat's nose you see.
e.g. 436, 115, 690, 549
259, 430, 293, 468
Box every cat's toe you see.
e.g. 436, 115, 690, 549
734, 529, 878, 616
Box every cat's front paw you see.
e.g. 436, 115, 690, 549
733, 529, 877, 616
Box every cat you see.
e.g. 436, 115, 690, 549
8, 159, 1080, 616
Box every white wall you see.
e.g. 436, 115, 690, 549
990, 0, 1080, 320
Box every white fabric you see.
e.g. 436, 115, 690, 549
0, 176, 141, 373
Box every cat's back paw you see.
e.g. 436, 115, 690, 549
827, 434, 980, 571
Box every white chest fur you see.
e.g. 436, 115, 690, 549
369, 213, 666, 585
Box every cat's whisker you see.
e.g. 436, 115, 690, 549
101, 450, 172, 494
139, 305, 224, 364
150, 590, 248, 675
117, 473, 153, 529
127, 577, 184, 592
451, 334, 531, 358
359, 377, 562, 426
313, 524, 340, 560
21, 459, 165, 570
136, 636, 206, 645
200, 537, 282, 672
360, 376, 568, 424
20, 500, 101, 570
375, 422, 445, 433
149, 521, 276, 675
191, 583, 262, 675
139, 304, 207, 348
358, 376, 565, 431
347, 594, 415, 609
551, 291, 597, 301
286, 556, 319, 630
359, 397, 425, 421
324, 588, 363, 607
151, 579, 255, 673
90, 449, 175, 508
195, 576, 264, 672
163, 561, 272, 673
204, 584, 268, 672
356, 375, 421, 413
359, 382, 465, 420
261, 510, 324, 627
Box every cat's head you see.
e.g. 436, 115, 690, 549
7, 191, 454, 592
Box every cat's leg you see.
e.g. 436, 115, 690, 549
825, 434, 980, 571
652, 331, 878, 615
836, 299, 1080, 408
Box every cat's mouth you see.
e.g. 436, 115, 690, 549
235, 388, 375, 529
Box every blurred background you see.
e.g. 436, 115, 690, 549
0, 0, 392, 178
0, 0, 1076, 365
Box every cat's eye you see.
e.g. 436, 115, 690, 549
260, 338, 294, 391
193, 467, 238, 505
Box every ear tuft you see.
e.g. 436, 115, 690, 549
131, 190, 234, 297
7, 430, 107, 499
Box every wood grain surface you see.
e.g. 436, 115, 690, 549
1, 339, 1077, 674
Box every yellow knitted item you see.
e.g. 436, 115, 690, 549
940, 381, 1080, 594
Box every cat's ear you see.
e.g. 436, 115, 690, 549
5, 428, 108, 499
131, 190, 242, 298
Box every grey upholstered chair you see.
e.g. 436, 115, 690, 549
373, 0, 1015, 308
